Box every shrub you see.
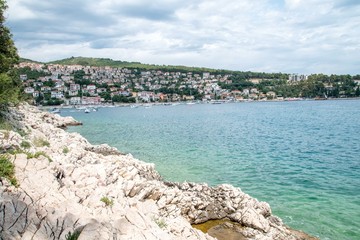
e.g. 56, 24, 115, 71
20, 141, 31, 149
65, 230, 81, 240
15, 128, 27, 137
0, 118, 12, 131
100, 196, 114, 207
33, 137, 50, 147
62, 147, 69, 154
0, 154, 18, 186
154, 217, 167, 229
26, 151, 53, 162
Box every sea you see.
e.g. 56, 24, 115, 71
61, 100, 360, 240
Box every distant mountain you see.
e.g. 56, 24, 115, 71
19, 58, 42, 64
48, 56, 141, 67
47, 56, 226, 73
21, 56, 284, 76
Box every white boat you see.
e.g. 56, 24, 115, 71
210, 100, 224, 104
50, 108, 60, 114
84, 108, 90, 113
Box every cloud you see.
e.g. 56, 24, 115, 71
6, 0, 360, 74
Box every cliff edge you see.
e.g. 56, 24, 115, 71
0, 103, 316, 240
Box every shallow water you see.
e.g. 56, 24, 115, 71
63, 100, 360, 240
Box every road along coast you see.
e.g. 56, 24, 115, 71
0, 103, 317, 239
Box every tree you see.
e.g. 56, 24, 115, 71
355, 86, 360, 97
0, 0, 20, 107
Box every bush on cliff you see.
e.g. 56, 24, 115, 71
0, 154, 17, 186
0, 0, 21, 109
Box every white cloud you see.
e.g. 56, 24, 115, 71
6, 0, 360, 74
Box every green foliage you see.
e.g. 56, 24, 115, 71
19, 58, 42, 64
20, 141, 31, 149
17, 66, 49, 80
0, 154, 18, 186
26, 151, 52, 162
100, 196, 114, 207
153, 217, 167, 229
0, 73, 21, 106
65, 230, 81, 240
112, 95, 136, 103
15, 128, 27, 137
355, 86, 360, 97
62, 147, 69, 154
42, 99, 64, 106
0, 0, 21, 107
33, 137, 50, 147
0, 116, 12, 131
43, 79, 55, 87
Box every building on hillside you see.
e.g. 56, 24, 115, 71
81, 96, 102, 105
24, 87, 35, 94
289, 74, 308, 81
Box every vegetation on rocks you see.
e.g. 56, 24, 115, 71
26, 151, 52, 162
100, 196, 114, 207
62, 146, 69, 154
0, 118, 12, 131
0, 0, 21, 109
65, 230, 81, 240
33, 137, 50, 147
154, 217, 168, 229
0, 154, 17, 186
20, 140, 31, 149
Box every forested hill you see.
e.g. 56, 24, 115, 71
22, 56, 289, 80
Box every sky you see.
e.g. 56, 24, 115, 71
5, 0, 360, 75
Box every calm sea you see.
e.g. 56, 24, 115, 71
62, 100, 360, 240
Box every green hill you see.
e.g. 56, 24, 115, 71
19, 58, 42, 64
47, 56, 226, 73
22, 56, 289, 78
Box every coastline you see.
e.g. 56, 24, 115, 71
0, 103, 317, 239
39, 96, 360, 111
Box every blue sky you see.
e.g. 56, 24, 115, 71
6, 0, 360, 74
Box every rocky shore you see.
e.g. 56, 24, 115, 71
0, 103, 316, 240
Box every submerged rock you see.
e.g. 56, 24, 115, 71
0, 103, 317, 240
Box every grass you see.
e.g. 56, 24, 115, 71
62, 147, 69, 154
26, 151, 53, 162
0, 117, 12, 131
65, 230, 81, 240
0, 154, 18, 186
20, 141, 31, 149
0, 117, 12, 140
15, 128, 27, 137
100, 196, 114, 207
153, 217, 168, 229
33, 137, 50, 147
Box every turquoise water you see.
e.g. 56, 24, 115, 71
62, 100, 360, 240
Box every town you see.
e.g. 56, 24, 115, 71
18, 60, 360, 106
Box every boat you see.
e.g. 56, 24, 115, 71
210, 100, 224, 104
84, 108, 91, 113
50, 108, 60, 114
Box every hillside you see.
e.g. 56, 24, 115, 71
48, 56, 232, 74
